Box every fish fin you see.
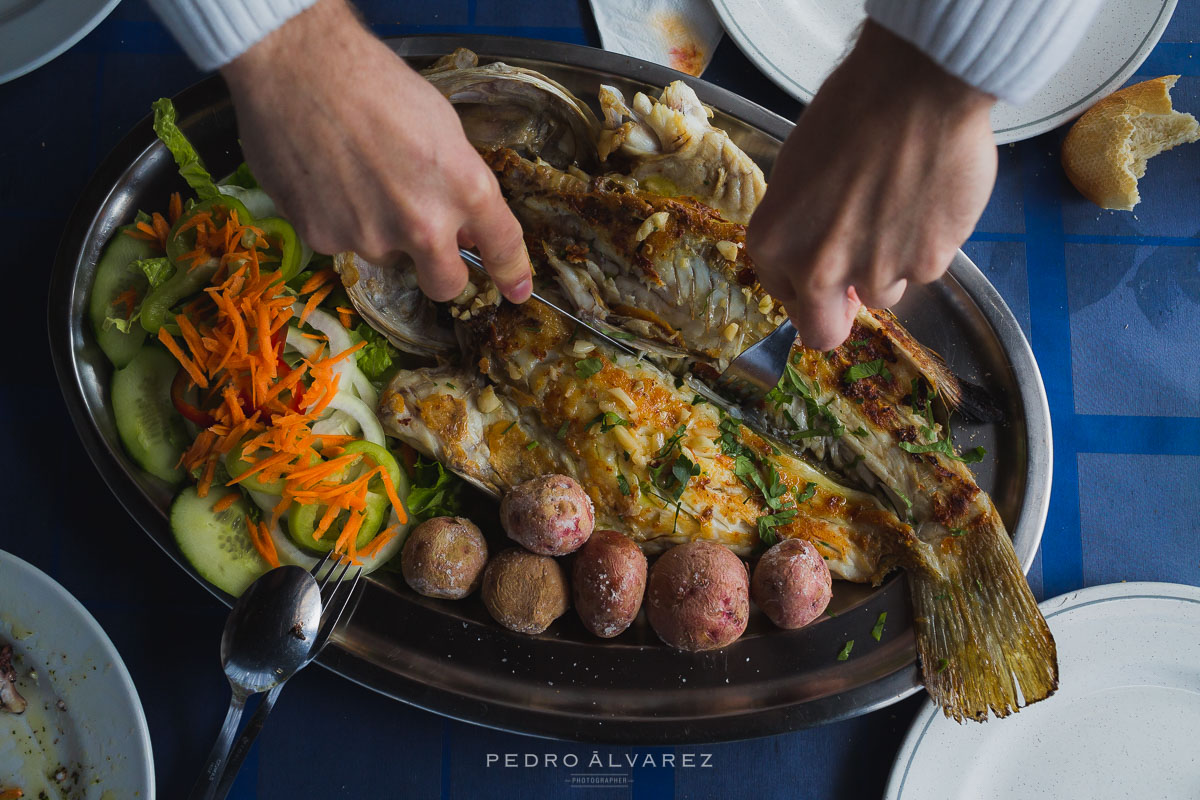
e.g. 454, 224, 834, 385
865, 309, 963, 409
908, 503, 1058, 722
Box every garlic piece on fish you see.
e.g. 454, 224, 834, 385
635, 211, 671, 242
477, 385, 501, 414
715, 240, 739, 261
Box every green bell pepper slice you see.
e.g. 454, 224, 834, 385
141, 196, 254, 334
252, 217, 303, 282
284, 440, 402, 554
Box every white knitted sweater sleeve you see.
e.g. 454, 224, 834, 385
864, 0, 1106, 104
147, 0, 321, 71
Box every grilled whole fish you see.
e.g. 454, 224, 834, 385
480, 152, 1056, 721
380, 298, 927, 583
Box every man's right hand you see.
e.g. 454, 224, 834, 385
221, 0, 532, 303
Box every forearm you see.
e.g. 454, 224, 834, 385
865, 0, 1106, 104
147, 0, 323, 71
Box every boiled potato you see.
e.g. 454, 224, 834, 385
500, 474, 594, 556
646, 541, 749, 651
401, 516, 488, 599
572, 529, 647, 638
481, 547, 570, 634
751, 538, 832, 629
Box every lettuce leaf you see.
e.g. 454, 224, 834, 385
354, 322, 400, 382
222, 162, 259, 189
131, 257, 174, 289
152, 98, 219, 201
404, 457, 462, 522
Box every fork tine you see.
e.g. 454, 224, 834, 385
311, 566, 363, 656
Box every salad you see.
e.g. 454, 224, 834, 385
90, 98, 462, 596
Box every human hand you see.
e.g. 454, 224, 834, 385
745, 21, 997, 350
221, 0, 531, 302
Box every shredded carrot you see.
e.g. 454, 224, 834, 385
0, 787, 25, 799
158, 327, 208, 388
212, 493, 239, 512
299, 268, 336, 295
298, 284, 333, 326
359, 526, 398, 561
142, 194, 409, 565
256, 521, 281, 568
112, 288, 140, 318
336, 307, 357, 329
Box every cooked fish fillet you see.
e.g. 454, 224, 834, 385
484, 148, 785, 371
380, 299, 927, 583
482, 149, 1056, 723
597, 82, 767, 223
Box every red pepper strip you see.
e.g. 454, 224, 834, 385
275, 357, 306, 412
171, 368, 217, 427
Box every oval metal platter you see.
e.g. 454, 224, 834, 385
47, 35, 1051, 743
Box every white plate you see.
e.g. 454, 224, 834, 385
0, 0, 122, 84
0, 550, 154, 799
709, 0, 1178, 144
884, 581, 1200, 800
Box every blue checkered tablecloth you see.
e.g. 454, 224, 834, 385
1, 1, 1196, 797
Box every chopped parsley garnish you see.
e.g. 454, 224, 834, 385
609, 330, 636, 340
575, 358, 604, 379
795, 482, 817, 504
616, 473, 631, 496
899, 439, 987, 463
756, 509, 797, 546
871, 612, 887, 641
673, 376, 685, 389
647, 424, 699, 535
691, 394, 707, 406
851, 426, 869, 438
585, 411, 630, 433
772, 366, 845, 438
444, 382, 457, 390
556, 421, 569, 439
836, 640, 854, 661
501, 421, 517, 435
933, 592, 949, 601
936, 658, 950, 673
847, 338, 870, 348
949, 528, 968, 537
525, 441, 539, 451
844, 359, 892, 383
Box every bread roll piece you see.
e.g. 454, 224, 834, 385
1062, 76, 1200, 211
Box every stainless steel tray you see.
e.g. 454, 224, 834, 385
48, 35, 1051, 743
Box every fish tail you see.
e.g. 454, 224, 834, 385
908, 503, 1058, 722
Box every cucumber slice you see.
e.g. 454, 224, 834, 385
88, 227, 161, 367
171, 487, 268, 597
111, 346, 187, 484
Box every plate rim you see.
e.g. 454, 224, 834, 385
883, 580, 1200, 799
0, 0, 123, 85
0, 549, 156, 797
708, 0, 1178, 144
47, 32, 1050, 743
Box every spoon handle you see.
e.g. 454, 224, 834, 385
188, 688, 249, 800
211, 682, 285, 797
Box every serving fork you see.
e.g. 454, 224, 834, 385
211, 553, 365, 798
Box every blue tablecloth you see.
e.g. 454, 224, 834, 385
1, 1, 1197, 797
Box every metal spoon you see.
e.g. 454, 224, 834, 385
187, 566, 322, 800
